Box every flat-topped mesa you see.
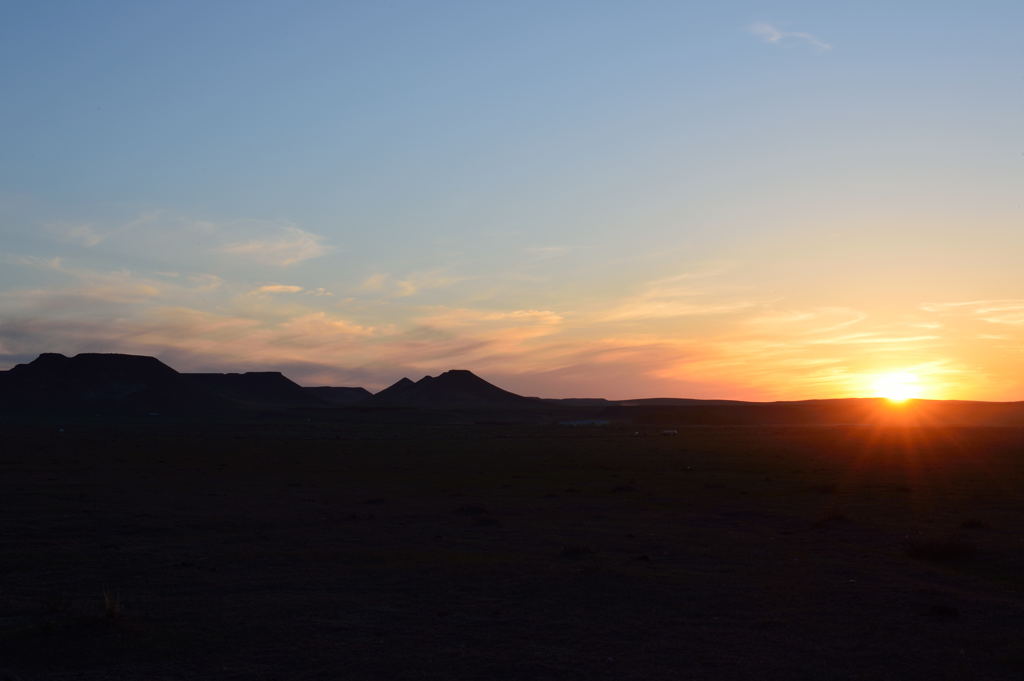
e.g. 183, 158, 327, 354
370, 369, 536, 409
0, 352, 377, 415
10, 352, 179, 381
183, 371, 325, 408
303, 386, 372, 406
0, 352, 222, 413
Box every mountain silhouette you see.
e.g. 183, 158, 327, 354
184, 372, 325, 408
373, 377, 416, 402
0, 353, 225, 414
5, 351, 1024, 425
304, 386, 372, 406
370, 370, 537, 409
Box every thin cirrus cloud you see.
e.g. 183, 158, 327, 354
416, 307, 564, 328
358, 270, 468, 298
38, 212, 333, 272
922, 299, 1024, 326
806, 332, 941, 347
0, 284, 1006, 400
254, 284, 304, 294
598, 271, 754, 322
0, 247, 1015, 400
748, 22, 832, 51
219, 226, 331, 266
251, 284, 334, 296
52, 222, 106, 248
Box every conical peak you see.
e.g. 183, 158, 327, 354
436, 368, 475, 378
374, 376, 416, 397
432, 369, 487, 386
369, 368, 531, 408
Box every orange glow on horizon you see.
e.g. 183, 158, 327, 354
871, 371, 925, 403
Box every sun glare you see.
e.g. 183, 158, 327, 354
872, 371, 923, 403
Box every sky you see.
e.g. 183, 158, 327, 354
1, 1, 1022, 400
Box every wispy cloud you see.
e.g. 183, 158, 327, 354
0, 245, 1011, 400
806, 332, 940, 346
220, 226, 330, 266
922, 299, 1024, 326
602, 300, 753, 322
53, 222, 105, 247
2, 255, 224, 306
358, 273, 390, 292
358, 270, 467, 298
524, 246, 569, 260
749, 22, 832, 51
188, 274, 224, 292
254, 284, 304, 294
251, 284, 334, 296
394, 270, 467, 297
417, 306, 563, 329
410, 306, 566, 359
600, 270, 753, 322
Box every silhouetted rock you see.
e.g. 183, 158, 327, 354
0, 353, 225, 415
370, 370, 537, 409
5, 352, 1024, 425
374, 377, 417, 401
304, 386, 372, 406
184, 372, 325, 408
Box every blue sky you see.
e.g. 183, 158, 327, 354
2, 1, 1022, 399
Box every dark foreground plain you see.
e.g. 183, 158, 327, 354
4, 422, 1024, 680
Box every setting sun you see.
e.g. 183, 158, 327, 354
872, 371, 924, 403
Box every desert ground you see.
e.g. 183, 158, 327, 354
3, 420, 1024, 680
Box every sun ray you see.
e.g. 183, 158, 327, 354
872, 371, 923, 403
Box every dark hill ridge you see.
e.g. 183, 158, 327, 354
304, 386, 372, 406
371, 370, 539, 409
372, 376, 416, 402
12, 352, 178, 383
4, 351, 1024, 425
0, 352, 224, 414
184, 372, 325, 408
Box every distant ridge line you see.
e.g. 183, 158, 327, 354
2, 352, 1024, 426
